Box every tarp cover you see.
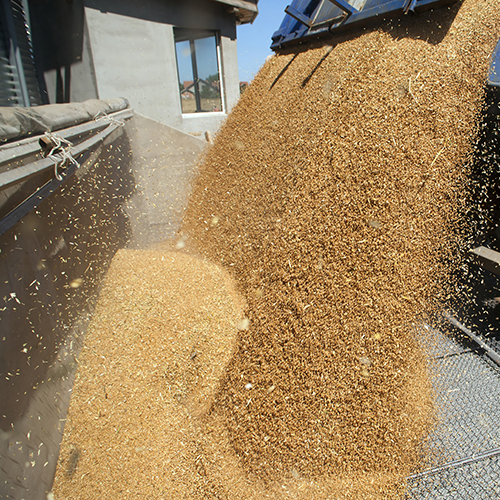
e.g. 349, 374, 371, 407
0, 98, 129, 143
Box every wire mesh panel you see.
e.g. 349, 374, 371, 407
407, 454, 500, 500
418, 324, 473, 358
408, 326, 500, 499
427, 353, 500, 462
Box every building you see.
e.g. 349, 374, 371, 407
0, 0, 258, 136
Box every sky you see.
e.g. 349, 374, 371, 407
177, 37, 220, 83
236, 0, 291, 82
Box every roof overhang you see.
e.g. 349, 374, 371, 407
209, 0, 259, 24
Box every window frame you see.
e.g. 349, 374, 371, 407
174, 28, 224, 115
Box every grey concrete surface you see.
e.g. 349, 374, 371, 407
221, 34, 242, 112
83, 0, 241, 136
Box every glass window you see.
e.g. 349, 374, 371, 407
174, 29, 222, 114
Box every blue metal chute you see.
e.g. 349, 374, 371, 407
270, 0, 500, 89
271, 0, 459, 50
488, 39, 500, 87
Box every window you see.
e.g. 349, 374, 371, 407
174, 28, 222, 114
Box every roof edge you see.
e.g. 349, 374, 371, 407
210, 0, 258, 24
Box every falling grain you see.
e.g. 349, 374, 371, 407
183, 0, 500, 495
53, 1, 500, 499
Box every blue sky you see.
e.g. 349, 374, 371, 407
237, 0, 291, 81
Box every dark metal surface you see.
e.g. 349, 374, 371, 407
285, 5, 315, 28
470, 246, 500, 277
0, 147, 95, 238
0, 132, 135, 499
444, 312, 500, 366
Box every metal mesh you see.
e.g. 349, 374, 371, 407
418, 324, 472, 358
426, 352, 500, 462
408, 325, 500, 498
407, 454, 500, 499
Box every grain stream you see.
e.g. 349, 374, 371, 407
53, 1, 500, 498
182, 0, 500, 496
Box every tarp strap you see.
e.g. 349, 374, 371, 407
94, 110, 125, 128
42, 132, 80, 181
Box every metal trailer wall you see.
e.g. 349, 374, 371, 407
0, 113, 206, 499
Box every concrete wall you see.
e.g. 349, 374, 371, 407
84, 9, 182, 127
82, 0, 241, 136
221, 35, 241, 113
28, 0, 99, 104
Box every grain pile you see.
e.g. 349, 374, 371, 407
53, 1, 500, 499
53, 250, 247, 499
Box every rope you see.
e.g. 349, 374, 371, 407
42, 109, 125, 182
43, 132, 80, 181
93, 110, 125, 128
43, 131, 73, 155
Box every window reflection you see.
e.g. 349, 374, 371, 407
175, 30, 222, 114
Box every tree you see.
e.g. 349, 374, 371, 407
206, 73, 219, 85
200, 74, 220, 99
